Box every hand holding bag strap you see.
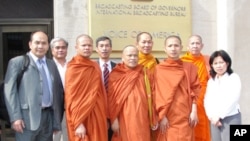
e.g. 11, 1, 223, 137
16, 54, 30, 89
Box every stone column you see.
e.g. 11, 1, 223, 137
54, 0, 89, 59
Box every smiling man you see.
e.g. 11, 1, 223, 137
136, 32, 159, 72
108, 45, 157, 141
4, 31, 64, 141
95, 36, 116, 89
95, 36, 116, 141
96, 36, 113, 63
50, 37, 68, 141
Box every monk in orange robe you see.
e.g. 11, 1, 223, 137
108, 45, 157, 141
136, 32, 158, 72
181, 35, 211, 141
65, 34, 107, 141
155, 35, 200, 141
136, 32, 159, 141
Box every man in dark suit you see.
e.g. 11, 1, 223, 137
50, 37, 68, 141
96, 36, 116, 70
95, 36, 116, 141
4, 31, 64, 141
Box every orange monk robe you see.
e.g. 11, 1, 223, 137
138, 52, 158, 141
108, 63, 156, 141
155, 59, 201, 141
65, 55, 107, 141
138, 52, 158, 72
181, 52, 211, 141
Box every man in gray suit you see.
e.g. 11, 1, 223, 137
4, 31, 64, 141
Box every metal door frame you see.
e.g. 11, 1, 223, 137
0, 19, 53, 80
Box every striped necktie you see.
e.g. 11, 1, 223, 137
103, 63, 109, 92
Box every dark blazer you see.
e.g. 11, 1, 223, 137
97, 60, 116, 69
111, 61, 116, 69
97, 60, 116, 141
4, 53, 64, 131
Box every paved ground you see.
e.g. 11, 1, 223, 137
1, 120, 15, 141
0, 128, 15, 141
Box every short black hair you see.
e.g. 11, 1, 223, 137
96, 36, 112, 47
209, 50, 233, 79
30, 30, 49, 42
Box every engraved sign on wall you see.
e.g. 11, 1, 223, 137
89, 0, 191, 58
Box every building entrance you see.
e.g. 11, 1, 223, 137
0, 23, 53, 80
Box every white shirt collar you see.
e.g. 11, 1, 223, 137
29, 51, 46, 63
99, 59, 110, 66
99, 59, 111, 71
53, 58, 67, 67
215, 72, 229, 81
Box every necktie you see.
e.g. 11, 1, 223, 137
103, 63, 109, 92
38, 59, 51, 106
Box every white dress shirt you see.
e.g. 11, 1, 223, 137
204, 72, 241, 120
53, 58, 67, 88
98, 59, 112, 82
29, 52, 53, 107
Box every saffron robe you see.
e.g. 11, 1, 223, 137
155, 59, 200, 141
138, 52, 158, 72
108, 63, 154, 141
181, 52, 211, 141
65, 55, 107, 141
138, 52, 158, 141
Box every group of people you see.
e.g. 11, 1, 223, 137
2, 30, 241, 141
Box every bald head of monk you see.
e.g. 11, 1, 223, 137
164, 35, 183, 60
75, 34, 93, 58
187, 35, 204, 57
122, 45, 139, 69
136, 32, 153, 55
